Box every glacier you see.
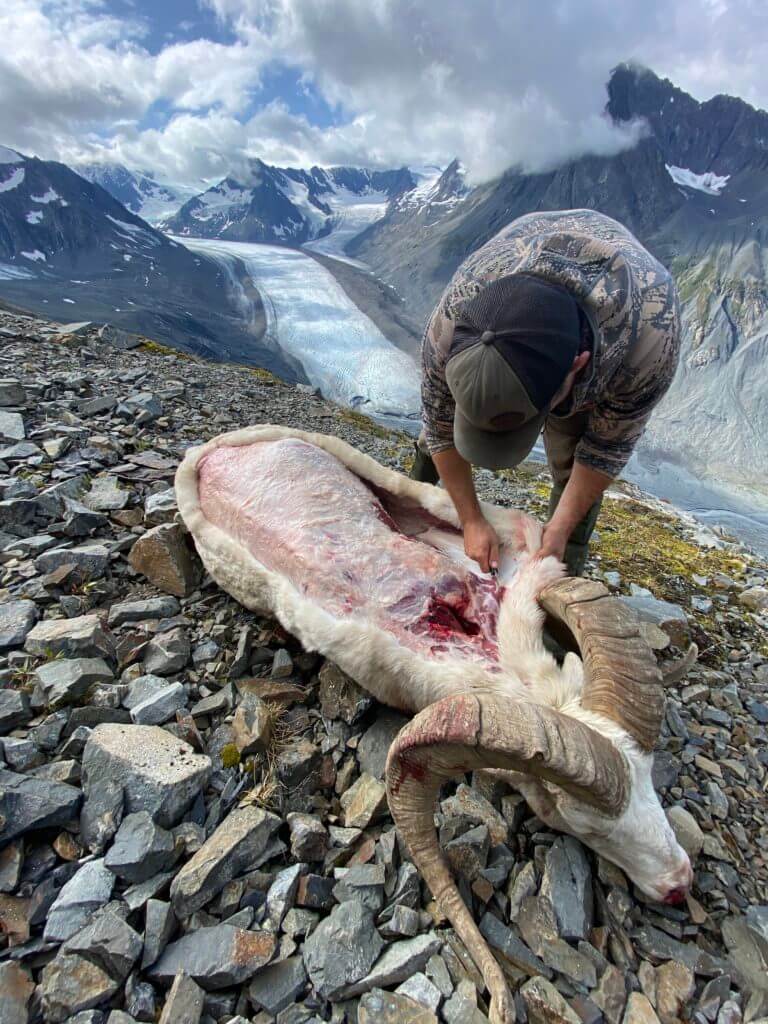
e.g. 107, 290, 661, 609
176, 237, 421, 424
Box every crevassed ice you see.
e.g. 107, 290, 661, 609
666, 165, 730, 196
176, 236, 421, 420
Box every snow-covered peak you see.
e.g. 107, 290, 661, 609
666, 164, 730, 196
0, 145, 22, 165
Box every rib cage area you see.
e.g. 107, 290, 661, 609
197, 436, 513, 667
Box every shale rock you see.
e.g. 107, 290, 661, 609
170, 806, 281, 917
148, 924, 277, 990
302, 900, 384, 1000
44, 859, 115, 942
129, 524, 202, 598
83, 724, 211, 828
105, 812, 177, 883
0, 599, 37, 649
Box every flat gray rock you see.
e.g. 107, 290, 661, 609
129, 682, 187, 725
170, 805, 281, 917
83, 724, 211, 828
61, 911, 143, 982
0, 599, 37, 649
247, 956, 308, 1016
0, 767, 82, 843
25, 614, 115, 661
34, 656, 113, 708
0, 689, 31, 734
35, 542, 110, 579
148, 924, 277, 990
108, 597, 180, 627
0, 410, 24, 441
339, 932, 442, 998
141, 899, 177, 969
105, 811, 177, 883
44, 859, 116, 943
81, 778, 124, 854
158, 972, 204, 1024
85, 476, 129, 512
143, 629, 190, 676
303, 900, 384, 1000
540, 836, 593, 942
357, 709, 409, 779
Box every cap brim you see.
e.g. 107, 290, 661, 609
453, 407, 545, 470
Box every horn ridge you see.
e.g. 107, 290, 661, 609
539, 578, 665, 751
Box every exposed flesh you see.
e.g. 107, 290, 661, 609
198, 438, 527, 666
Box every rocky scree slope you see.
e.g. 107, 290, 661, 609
349, 65, 768, 496
0, 308, 767, 1024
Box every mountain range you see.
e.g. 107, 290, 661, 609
348, 65, 768, 495
0, 146, 304, 377
0, 63, 766, 498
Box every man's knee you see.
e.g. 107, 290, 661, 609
410, 432, 440, 485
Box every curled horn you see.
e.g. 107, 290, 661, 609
385, 692, 629, 1024
539, 578, 665, 751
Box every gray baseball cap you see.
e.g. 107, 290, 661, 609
445, 274, 582, 469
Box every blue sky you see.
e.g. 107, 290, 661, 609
2, 1, 767, 185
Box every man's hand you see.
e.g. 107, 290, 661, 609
536, 521, 569, 563
463, 515, 501, 573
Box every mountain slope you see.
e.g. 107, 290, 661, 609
77, 163, 200, 225
164, 160, 417, 246
347, 68, 768, 496
0, 147, 303, 376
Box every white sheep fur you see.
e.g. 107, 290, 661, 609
176, 425, 691, 902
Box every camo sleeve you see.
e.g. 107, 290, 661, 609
420, 305, 458, 455
575, 287, 681, 478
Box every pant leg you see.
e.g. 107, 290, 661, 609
543, 410, 603, 577
409, 430, 440, 485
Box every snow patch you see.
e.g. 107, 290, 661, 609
25, 210, 43, 224
31, 187, 61, 204
278, 176, 328, 235
62, 298, 75, 304
665, 165, 730, 196
21, 250, 46, 262
0, 167, 25, 193
190, 180, 249, 222
0, 146, 22, 165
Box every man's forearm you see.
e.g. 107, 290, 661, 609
549, 461, 612, 534
432, 447, 483, 525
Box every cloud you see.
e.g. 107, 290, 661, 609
3, 0, 768, 184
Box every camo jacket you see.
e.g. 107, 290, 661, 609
421, 209, 681, 478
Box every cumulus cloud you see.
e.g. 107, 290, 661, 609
3, 0, 768, 184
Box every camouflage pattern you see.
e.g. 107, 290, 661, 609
421, 209, 681, 478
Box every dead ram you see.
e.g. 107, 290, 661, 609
176, 425, 692, 1024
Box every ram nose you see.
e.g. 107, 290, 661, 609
663, 857, 694, 905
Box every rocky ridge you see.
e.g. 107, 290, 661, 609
0, 307, 767, 1024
